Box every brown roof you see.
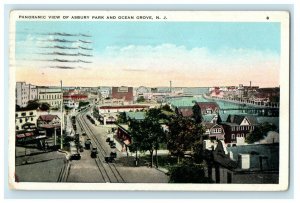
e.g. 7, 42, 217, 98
177, 107, 193, 117
226, 114, 257, 125
202, 122, 218, 129
195, 102, 219, 111
38, 114, 59, 121
112, 86, 133, 101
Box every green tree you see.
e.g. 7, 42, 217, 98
192, 104, 202, 123
128, 117, 166, 168
117, 112, 127, 124
128, 119, 144, 166
146, 108, 167, 167
246, 122, 277, 144
161, 104, 173, 112
167, 116, 205, 164
16, 105, 21, 111
39, 103, 50, 111
136, 96, 145, 103
79, 101, 89, 108
26, 100, 40, 110
169, 162, 213, 183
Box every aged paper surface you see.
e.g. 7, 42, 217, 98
9, 10, 289, 191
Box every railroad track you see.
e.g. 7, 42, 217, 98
57, 159, 70, 182
76, 109, 125, 183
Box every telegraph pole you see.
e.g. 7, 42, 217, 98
60, 80, 63, 150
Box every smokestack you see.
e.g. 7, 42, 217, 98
250, 81, 252, 88
170, 80, 172, 93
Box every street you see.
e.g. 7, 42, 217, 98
15, 108, 169, 183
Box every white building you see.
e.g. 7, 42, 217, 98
15, 110, 37, 131
37, 86, 63, 108
16, 82, 38, 107
99, 89, 110, 99
63, 99, 79, 109
16, 82, 63, 108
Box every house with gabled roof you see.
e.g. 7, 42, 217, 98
193, 102, 219, 122
202, 114, 218, 123
202, 122, 225, 140
194, 102, 219, 115
220, 114, 258, 143
37, 114, 61, 128
204, 140, 279, 183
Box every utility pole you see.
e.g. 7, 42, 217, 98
54, 126, 57, 146
60, 80, 63, 150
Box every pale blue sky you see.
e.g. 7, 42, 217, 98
15, 21, 281, 87
16, 21, 280, 54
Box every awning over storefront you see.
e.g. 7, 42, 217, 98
16, 134, 25, 138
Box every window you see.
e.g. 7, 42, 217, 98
29, 112, 33, 116
231, 134, 235, 140
31, 118, 33, 121
19, 118, 23, 123
15, 113, 18, 117
241, 133, 244, 137
21, 112, 26, 116
16, 126, 19, 130
237, 133, 240, 137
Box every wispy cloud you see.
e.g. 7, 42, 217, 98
122, 68, 146, 72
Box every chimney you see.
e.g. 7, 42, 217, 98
238, 154, 250, 169
170, 81, 172, 93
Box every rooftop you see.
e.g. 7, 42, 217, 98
99, 105, 149, 109
38, 114, 60, 121
125, 111, 146, 120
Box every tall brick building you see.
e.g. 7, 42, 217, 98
111, 86, 133, 102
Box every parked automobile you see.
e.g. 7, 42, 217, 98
70, 153, 81, 160
110, 151, 117, 158
82, 132, 87, 136
85, 139, 91, 149
91, 147, 98, 154
105, 156, 114, 163
110, 142, 116, 148
91, 147, 98, 158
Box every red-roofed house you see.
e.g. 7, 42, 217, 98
37, 114, 61, 128
193, 102, 220, 122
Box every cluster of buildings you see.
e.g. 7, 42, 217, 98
63, 89, 88, 109
96, 96, 280, 184
209, 83, 280, 106
15, 81, 280, 183
175, 101, 279, 144
16, 82, 63, 108
15, 108, 62, 146
174, 100, 279, 183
